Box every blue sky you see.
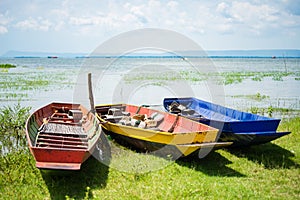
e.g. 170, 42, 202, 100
0, 0, 299, 55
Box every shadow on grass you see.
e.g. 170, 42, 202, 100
41, 157, 110, 199
227, 143, 299, 169
176, 150, 245, 177
41, 134, 112, 199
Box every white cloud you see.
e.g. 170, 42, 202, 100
282, 0, 300, 15
212, 1, 289, 36
69, 17, 95, 26
167, 1, 178, 10
15, 17, 52, 31
148, 0, 161, 8
0, 12, 10, 34
216, 2, 231, 17
231, 2, 279, 23
0, 26, 8, 34
0, 0, 299, 52
6, 0, 298, 38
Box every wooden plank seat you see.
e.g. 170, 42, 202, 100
36, 137, 88, 146
36, 123, 89, 149
36, 142, 87, 149
37, 134, 88, 142
48, 111, 82, 124
38, 123, 87, 136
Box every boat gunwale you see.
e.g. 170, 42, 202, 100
163, 97, 282, 122
232, 131, 291, 136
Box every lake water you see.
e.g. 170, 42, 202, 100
0, 57, 299, 118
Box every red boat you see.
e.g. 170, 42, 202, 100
25, 102, 107, 170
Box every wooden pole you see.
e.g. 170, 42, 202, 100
88, 73, 95, 114
168, 114, 179, 133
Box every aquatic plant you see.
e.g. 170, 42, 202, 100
221, 71, 296, 85
254, 93, 269, 101
231, 93, 270, 102
0, 69, 77, 101
249, 107, 259, 114
124, 70, 299, 86
0, 64, 16, 68
0, 93, 29, 101
267, 106, 274, 117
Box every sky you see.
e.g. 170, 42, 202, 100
0, 0, 300, 55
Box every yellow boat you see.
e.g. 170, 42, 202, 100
95, 104, 231, 158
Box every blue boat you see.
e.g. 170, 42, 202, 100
163, 97, 291, 146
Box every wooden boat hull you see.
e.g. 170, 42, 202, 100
163, 97, 291, 146
96, 104, 231, 158
25, 102, 105, 170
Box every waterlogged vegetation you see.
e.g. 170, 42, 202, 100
0, 64, 17, 73
124, 70, 300, 85
227, 93, 300, 118
0, 104, 299, 199
247, 106, 300, 118
0, 63, 16, 68
220, 71, 297, 85
0, 64, 77, 101
231, 92, 270, 101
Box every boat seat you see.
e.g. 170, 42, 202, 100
38, 123, 87, 136
36, 123, 89, 149
36, 142, 87, 149
104, 107, 130, 123
36, 137, 88, 147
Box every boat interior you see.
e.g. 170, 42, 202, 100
30, 104, 91, 150
96, 104, 215, 133
165, 98, 275, 122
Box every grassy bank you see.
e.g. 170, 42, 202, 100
0, 105, 299, 199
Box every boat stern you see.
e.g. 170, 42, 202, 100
36, 161, 81, 170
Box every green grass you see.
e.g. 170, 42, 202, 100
0, 105, 299, 199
